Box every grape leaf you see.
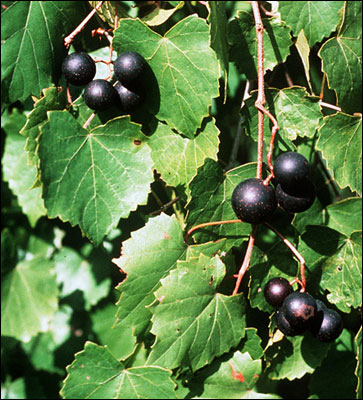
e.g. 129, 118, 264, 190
2, 109, 46, 227
141, 1, 185, 26
60, 342, 177, 399
113, 15, 220, 138
228, 10, 292, 81
186, 159, 257, 250
295, 30, 313, 92
242, 87, 322, 150
147, 254, 246, 371
299, 226, 362, 312
54, 247, 111, 310
1, 1, 87, 105
317, 113, 362, 195
187, 351, 272, 399
38, 111, 154, 245
1, 257, 58, 342
325, 197, 362, 237
319, 1, 362, 114
20, 87, 67, 168
265, 334, 330, 381
149, 118, 219, 188
279, 1, 344, 47
112, 214, 187, 337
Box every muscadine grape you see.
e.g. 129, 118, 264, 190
83, 79, 117, 111
114, 51, 147, 90
62, 52, 96, 86
275, 180, 316, 213
273, 152, 310, 188
281, 292, 317, 330
231, 178, 277, 224
264, 277, 293, 307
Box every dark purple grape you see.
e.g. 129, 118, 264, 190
114, 51, 147, 90
114, 81, 143, 111
231, 178, 277, 224
83, 79, 117, 111
275, 309, 306, 336
310, 306, 343, 342
275, 180, 316, 213
273, 152, 310, 188
62, 52, 96, 86
281, 292, 317, 330
264, 277, 293, 307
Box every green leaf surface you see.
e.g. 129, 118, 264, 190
1, 1, 87, 105
54, 247, 110, 310
242, 87, 321, 149
265, 333, 330, 381
326, 197, 362, 237
38, 111, 153, 245
228, 10, 292, 81
309, 329, 357, 399
279, 1, 344, 46
20, 86, 67, 168
295, 30, 313, 92
147, 254, 246, 371
1, 257, 58, 342
112, 214, 186, 337
149, 119, 219, 188
113, 15, 219, 138
300, 226, 362, 312
2, 109, 46, 227
186, 159, 256, 249
141, 1, 185, 26
187, 351, 269, 399
61, 342, 177, 399
317, 113, 362, 195
319, 1, 362, 114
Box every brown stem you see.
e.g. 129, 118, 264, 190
319, 74, 326, 101
264, 222, 306, 291
150, 197, 180, 216
83, 112, 96, 129
185, 220, 242, 244
251, 1, 265, 180
64, 1, 105, 48
232, 224, 258, 295
319, 100, 342, 112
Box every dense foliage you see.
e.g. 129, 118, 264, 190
1, 1, 362, 399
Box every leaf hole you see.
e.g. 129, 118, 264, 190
134, 139, 142, 146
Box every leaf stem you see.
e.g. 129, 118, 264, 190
64, 1, 105, 48
264, 222, 306, 292
185, 220, 242, 244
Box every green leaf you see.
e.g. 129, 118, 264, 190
54, 247, 111, 310
91, 302, 136, 361
113, 15, 220, 138
149, 118, 219, 188
61, 342, 177, 399
242, 87, 322, 150
279, 1, 344, 47
317, 113, 362, 195
295, 30, 313, 92
265, 333, 331, 381
186, 159, 256, 250
299, 226, 362, 312
141, 1, 185, 26
319, 2, 362, 114
1, 1, 87, 105
2, 109, 46, 227
326, 197, 362, 237
20, 86, 67, 168
112, 214, 186, 337
147, 254, 246, 371
38, 111, 154, 245
1, 257, 58, 342
228, 10, 292, 81
187, 351, 272, 399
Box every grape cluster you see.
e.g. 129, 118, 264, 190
231, 152, 316, 225
61, 51, 148, 112
264, 277, 343, 342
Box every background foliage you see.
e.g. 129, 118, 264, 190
1, 1, 362, 399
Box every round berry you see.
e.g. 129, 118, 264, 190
114, 51, 147, 90
114, 81, 143, 112
310, 307, 343, 342
231, 178, 277, 224
281, 292, 317, 330
83, 79, 117, 111
275, 180, 316, 213
264, 277, 293, 307
273, 152, 310, 188
275, 309, 306, 336
62, 52, 96, 86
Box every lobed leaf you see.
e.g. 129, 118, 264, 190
38, 111, 153, 245
61, 342, 177, 399
113, 15, 220, 138
147, 254, 246, 371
